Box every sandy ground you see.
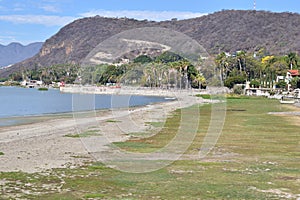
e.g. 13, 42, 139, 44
0, 94, 204, 173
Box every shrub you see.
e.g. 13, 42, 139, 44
276, 80, 287, 89
38, 87, 48, 91
224, 76, 246, 89
133, 55, 152, 63
250, 80, 260, 88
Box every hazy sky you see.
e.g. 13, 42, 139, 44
0, 0, 299, 45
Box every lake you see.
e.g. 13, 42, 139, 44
0, 87, 170, 125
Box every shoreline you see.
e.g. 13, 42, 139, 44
0, 98, 176, 128
0, 93, 204, 173
0, 85, 179, 127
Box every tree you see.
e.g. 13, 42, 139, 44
261, 56, 276, 88
271, 59, 289, 76
215, 52, 228, 81
187, 64, 204, 89
236, 51, 246, 72
224, 75, 246, 89
290, 77, 300, 89
276, 80, 287, 89
133, 55, 152, 64
155, 51, 185, 63
287, 52, 299, 70
250, 79, 260, 88
9, 72, 22, 81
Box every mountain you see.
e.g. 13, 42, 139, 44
0, 42, 43, 68
1, 10, 300, 77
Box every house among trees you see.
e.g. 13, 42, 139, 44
286, 69, 300, 79
286, 70, 300, 90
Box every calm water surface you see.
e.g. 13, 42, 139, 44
0, 87, 169, 125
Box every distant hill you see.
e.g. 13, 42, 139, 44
0, 42, 43, 68
1, 10, 300, 77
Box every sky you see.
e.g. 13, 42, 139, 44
0, 0, 299, 45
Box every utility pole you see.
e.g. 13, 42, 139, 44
254, 0, 256, 10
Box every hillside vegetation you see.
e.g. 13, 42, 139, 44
0, 10, 300, 77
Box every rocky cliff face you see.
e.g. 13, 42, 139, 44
1, 10, 300, 77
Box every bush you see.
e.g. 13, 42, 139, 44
155, 51, 185, 63
224, 76, 246, 89
0, 77, 8, 82
133, 55, 152, 63
290, 77, 300, 89
38, 87, 48, 91
276, 80, 287, 89
250, 80, 260, 88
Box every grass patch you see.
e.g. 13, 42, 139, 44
195, 94, 211, 99
64, 130, 100, 138
226, 94, 251, 99
0, 151, 4, 156
1, 97, 300, 199
38, 87, 48, 91
113, 109, 182, 153
113, 141, 153, 153
106, 119, 121, 123
145, 121, 164, 128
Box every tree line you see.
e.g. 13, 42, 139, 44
6, 50, 300, 90
215, 50, 300, 89
80, 51, 207, 89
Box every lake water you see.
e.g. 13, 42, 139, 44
0, 87, 169, 125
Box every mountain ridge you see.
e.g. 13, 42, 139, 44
0, 42, 43, 68
1, 10, 300, 77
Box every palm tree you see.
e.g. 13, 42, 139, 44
236, 51, 246, 72
194, 74, 206, 89
287, 52, 298, 70
215, 52, 230, 81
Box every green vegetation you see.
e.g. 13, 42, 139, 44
64, 130, 100, 138
275, 80, 287, 89
290, 77, 300, 88
224, 75, 246, 88
195, 94, 211, 99
81, 49, 299, 90
106, 119, 121, 123
6, 49, 300, 91
38, 87, 48, 91
0, 152, 4, 156
1, 97, 299, 199
133, 55, 153, 64
0, 77, 8, 82
9, 64, 79, 84
145, 121, 164, 128
155, 51, 185, 63
250, 79, 260, 88
76, 51, 206, 89
216, 50, 300, 89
